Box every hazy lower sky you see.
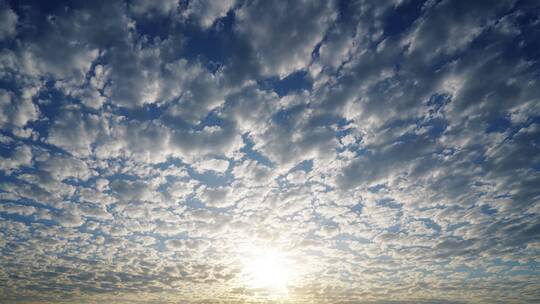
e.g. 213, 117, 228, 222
0, 0, 539, 303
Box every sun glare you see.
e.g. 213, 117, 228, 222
241, 246, 295, 294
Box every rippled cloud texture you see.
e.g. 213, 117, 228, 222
1, 0, 539, 303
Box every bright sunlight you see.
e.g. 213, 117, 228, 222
241, 246, 295, 294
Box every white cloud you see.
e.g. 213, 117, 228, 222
183, 0, 235, 29
235, 0, 337, 77
0, 145, 32, 174
0, 1, 17, 40
53, 210, 85, 227
0, 89, 39, 129
192, 158, 229, 174
130, 0, 179, 16
46, 106, 104, 157
197, 185, 235, 208
0, 1, 538, 303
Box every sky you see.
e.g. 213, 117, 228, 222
0, 0, 539, 303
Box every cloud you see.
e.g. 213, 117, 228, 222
0, 1, 17, 40
0, 144, 32, 174
192, 158, 230, 174
403, 0, 514, 59
130, 0, 179, 16
196, 185, 235, 208
46, 106, 104, 157
52, 209, 85, 227
0, 88, 40, 129
234, 0, 337, 77
183, 0, 235, 29
0, 0, 539, 303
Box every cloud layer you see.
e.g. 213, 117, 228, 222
0, 0, 539, 303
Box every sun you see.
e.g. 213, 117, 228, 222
241, 246, 294, 293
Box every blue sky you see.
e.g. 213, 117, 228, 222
0, 0, 539, 303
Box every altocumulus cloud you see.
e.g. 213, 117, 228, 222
0, 0, 539, 303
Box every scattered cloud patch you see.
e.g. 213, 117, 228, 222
0, 0, 539, 303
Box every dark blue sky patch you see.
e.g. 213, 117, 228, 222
485, 116, 511, 133
187, 164, 232, 187
383, 0, 427, 37
112, 103, 165, 121
480, 204, 498, 216
376, 198, 403, 209
132, 13, 173, 41
239, 134, 274, 168
263, 70, 312, 97
180, 11, 236, 65
290, 159, 313, 173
